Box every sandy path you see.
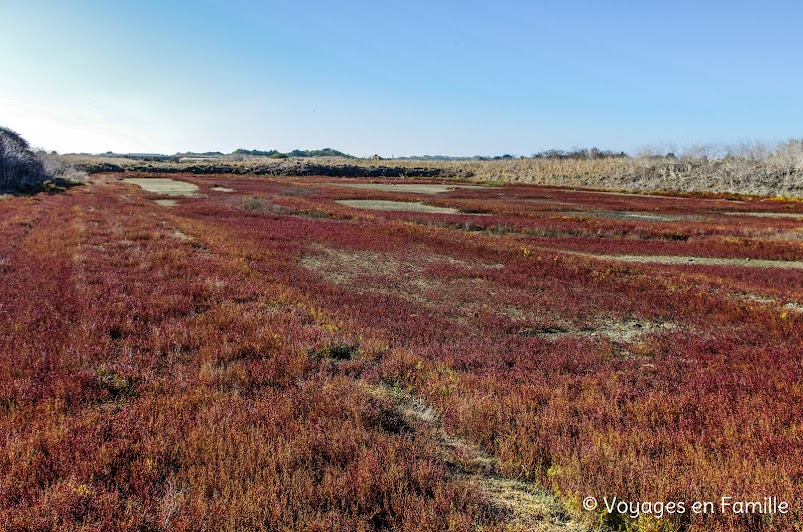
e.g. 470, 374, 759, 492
570, 251, 803, 269
723, 211, 803, 219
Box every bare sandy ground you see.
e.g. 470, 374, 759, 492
723, 211, 803, 219
153, 199, 178, 207
123, 178, 200, 196
522, 319, 677, 342
574, 251, 803, 269
728, 291, 803, 313
328, 183, 491, 194
336, 199, 464, 214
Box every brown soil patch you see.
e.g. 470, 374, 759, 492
300, 246, 411, 283
300, 244, 501, 282
521, 319, 677, 343
299, 245, 511, 323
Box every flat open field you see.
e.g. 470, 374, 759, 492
2, 174, 802, 531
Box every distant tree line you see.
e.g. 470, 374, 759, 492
530, 148, 629, 160
398, 149, 630, 161
233, 149, 282, 158
233, 148, 353, 159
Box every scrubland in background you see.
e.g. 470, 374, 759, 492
0, 127, 87, 192
0, 127, 47, 190
60, 139, 803, 197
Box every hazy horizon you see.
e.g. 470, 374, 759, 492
2, 0, 802, 157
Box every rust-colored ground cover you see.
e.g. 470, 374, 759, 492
1, 174, 801, 531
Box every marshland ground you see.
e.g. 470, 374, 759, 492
1, 169, 802, 531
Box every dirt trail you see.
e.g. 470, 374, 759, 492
367, 384, 588, 531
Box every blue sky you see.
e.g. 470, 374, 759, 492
1, 0, 801, 156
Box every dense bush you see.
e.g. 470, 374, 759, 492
0, 126, 46, 190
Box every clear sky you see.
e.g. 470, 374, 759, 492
2, 0, 802, 156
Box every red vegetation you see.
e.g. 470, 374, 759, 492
1, 175, 801, 530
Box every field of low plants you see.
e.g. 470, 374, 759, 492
1, 174, 801, 530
